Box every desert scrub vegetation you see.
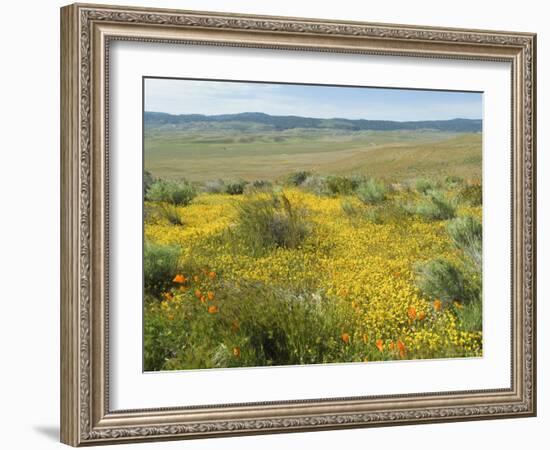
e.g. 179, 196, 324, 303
365, 200, 412, 224
244, 179, 273, 194
144, 173, 483, 370
356, 178, 388, 204
143, 241, 181, 296
447, 215, 482, 269
414, 189, 457, 221
457, 181, 482, 206
143, 170, 156, 194
415, 215, 482, 332
415, 177, 438, 194
146, 179, 197, 206
204, 179, 226, 194
233, 192, 310, 254
287, 170, 311, 187
225, 179, 248, 195
325, 175, 360, 196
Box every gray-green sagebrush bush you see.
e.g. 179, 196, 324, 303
234, 193, 310, 254
414, 189, 456, 221
146, 179, 197, 206
356, 178, 388, 204
447, 215, 482, 270
415, 215, 483, 331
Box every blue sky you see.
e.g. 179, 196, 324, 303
144, 78, 482, 122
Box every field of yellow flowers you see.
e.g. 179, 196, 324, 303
143, 177, 482, 371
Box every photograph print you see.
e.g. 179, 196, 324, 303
142, 78, 483, 372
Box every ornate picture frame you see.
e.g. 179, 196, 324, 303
60, 3, 536, 446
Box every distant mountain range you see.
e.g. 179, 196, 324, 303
144, 111, 482, 133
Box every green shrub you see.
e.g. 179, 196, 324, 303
143, 170, 156, 195
447, 216, 482, 269
204, 179, 225, 194
146, 179, 196, 206
415, 190, 456, 221
356, 178, 387, 204
457, 183, 482, 206
302, 175, 330, 196
325, 175, 358, 196
143, 241, 181, 296
415, 258, 466, 303
225, 180, 248, 195
287, 170, 311, 186
415, 178, 437, 194
415, 257, 481, 307
235, 193, 310, 254
244, 179, 272, 193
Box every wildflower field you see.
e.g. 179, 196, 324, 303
143, 170, 483, 371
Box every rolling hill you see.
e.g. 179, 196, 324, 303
144, 111, 482, 133
144, 112, 482, 182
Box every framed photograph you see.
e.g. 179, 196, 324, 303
60, 3, 536, 446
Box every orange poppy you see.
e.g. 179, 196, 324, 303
418, 311, 426, 321
208, 271, 217, 280
207, 291, 215, 301
195, 289, 202, 298
407, 306, 417, 320
341, 333, 350, 344
172, 274, 186, 284
397, 340, 406, 358
433, 299, 442, 311
376, 339, 384, 352
207, 305, 218, 314
233, 347, 241, 358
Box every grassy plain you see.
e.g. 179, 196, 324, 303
145, 130, 482, 182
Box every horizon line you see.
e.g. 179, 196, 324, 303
144, 110, 483, 123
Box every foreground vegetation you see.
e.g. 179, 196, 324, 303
144, 172, 483, 371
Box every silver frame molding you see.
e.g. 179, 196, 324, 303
60, 3, 536, 446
